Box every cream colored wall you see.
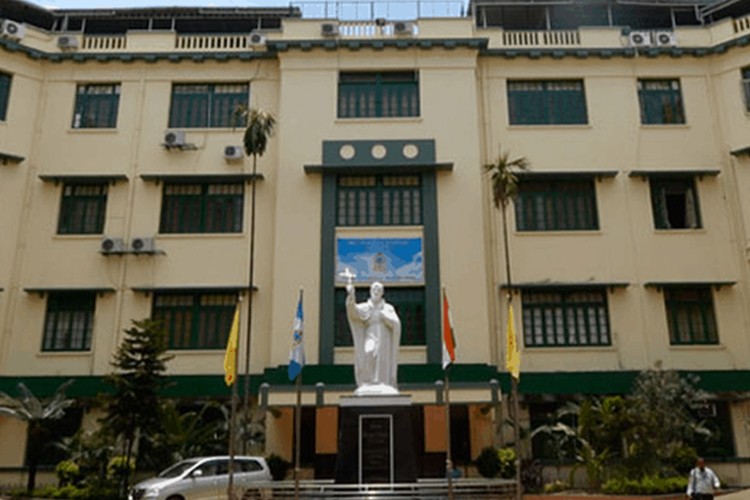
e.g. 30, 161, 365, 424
0, 56, 282, 377
268, 46, 492, 369
479, 51, 750, 372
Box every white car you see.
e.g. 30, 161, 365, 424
128, 455, 272, 500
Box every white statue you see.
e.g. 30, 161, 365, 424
346, 280, 401, 396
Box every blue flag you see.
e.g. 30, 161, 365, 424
288, 290, 305, 381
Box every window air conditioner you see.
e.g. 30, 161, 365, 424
224, 145, 244, 160
654, 31, 676, 46
0, 19, 26, 41
163, 130, 186, 148
101, 237, 125, 254
248, 31, 266, 46
131, 237, 156, 253
393, 21, 414, 36
628, 31, 652, 47
57, 35, 79, 49
321, 23, 339, 36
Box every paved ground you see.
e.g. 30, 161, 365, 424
720, 489, 750, 499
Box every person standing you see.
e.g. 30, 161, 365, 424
687, 457, 720, 500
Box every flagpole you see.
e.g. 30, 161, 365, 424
294, 372, 302, 500
444, 365, 454, 500
228, 295, 242, 500
508, 292, 521, 500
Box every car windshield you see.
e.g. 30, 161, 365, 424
157, 460, 199, 479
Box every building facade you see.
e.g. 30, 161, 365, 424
1, 0, 750, 483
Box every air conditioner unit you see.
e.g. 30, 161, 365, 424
163, 130, 186, 148
321, 23, 339, 37
0, 19, 26, 41
131, 237, 156, 253
57, 35, 79, 49
654, 31, 676, 46
628, 31, 652, 47
393, 21, 414, 36
100, 237, 125, 254
248, 31, 266, 46
224, 145, 244, 160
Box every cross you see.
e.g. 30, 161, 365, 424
338, 267, 356, 286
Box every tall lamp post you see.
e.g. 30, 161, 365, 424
484, 148, 528, 500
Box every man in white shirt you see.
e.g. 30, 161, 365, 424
687, 457, 720, 500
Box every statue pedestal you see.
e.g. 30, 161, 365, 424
334, 395, 418, 484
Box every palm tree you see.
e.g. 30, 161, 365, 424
483, 147, 528, 500
0, 380, 75, 494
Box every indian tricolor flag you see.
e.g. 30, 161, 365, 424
223, 302, 240, 386
441, 288, 457, 369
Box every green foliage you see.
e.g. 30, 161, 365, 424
483, 148, 529, 209
601, 475, 688, 495
240, 107, 276, 158
106, 455, 135, 479
266, 453, 291, 481
475, 446, 501, 478
497, 447, 517, 479
55, 459, 81, 486
543, 479, 569, 493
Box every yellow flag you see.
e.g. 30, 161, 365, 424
223, 304, 240, 386
505, 304, 520, 380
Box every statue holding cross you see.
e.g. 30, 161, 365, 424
339, 267, 401, 396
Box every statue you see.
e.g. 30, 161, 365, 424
344, 275, 401, 396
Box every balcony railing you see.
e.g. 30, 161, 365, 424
502, 30, 581, 47
735, 14, 750, 34
175, 34, 250, 50
82, 35, 127, 51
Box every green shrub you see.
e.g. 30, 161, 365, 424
497, 447, 517, 479
543, 479, 569, 493
602, 475, 688, 495
475, 447, 501, 478
55, 459, 82, 487
106, 455, 135, 479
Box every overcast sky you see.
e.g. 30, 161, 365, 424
25, 0, 296, 8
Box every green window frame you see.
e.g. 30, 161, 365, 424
42, 292, 95, 352
336, 175, 422, 226
507, 79, 588, 125
57, 183, 108, 235
334, 287, 425, 347
160, 182, 244, 234
168, 83, 248, 128
338, 71, 420, 118
522, 289, 611, 347
665, 287, 718, 345
152, 292, 237, 350
515, 179, 598, 231
638, 79, 685, 125
742, 67, 750, 113
72, 83, 120, 129
0, 71, 11, 121
650, 177, 701, 229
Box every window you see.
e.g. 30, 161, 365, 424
72, 83, 120, 129
522, 289, 611, 347
742, 67, 750, 113
160, 182, 243, 234
515, 179, 598, 231
57, 183, 108, 235
507, 80, 588, 125
638, 79, 685, 124
168, 83, 248, 128
665, 287, 718, 345
152, 292, 237, 350
338, 71, 419, 118
42, 292, 96, 351
336, 175, 422, 226
334, 287, 425, 346
0, 71, 11, 121
650, 177, 701, 229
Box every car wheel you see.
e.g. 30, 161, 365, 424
165, 496, 185, 500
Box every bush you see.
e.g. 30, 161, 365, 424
497, 447, 517, 479
601, 475, 688, 495
266, 453, 291, 481
543, 479, 569, 494
475, 447, 501, 478
55, 459, 82, 487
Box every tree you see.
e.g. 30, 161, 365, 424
0, 380, 75, 493
101, 319, 172, 491
483, 147, 529, 500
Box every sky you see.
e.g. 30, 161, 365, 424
26, 0, 298, 8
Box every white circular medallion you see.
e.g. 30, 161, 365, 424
339, 144, 356, 160
371, 144, 387, 160
403, 143, 419, 159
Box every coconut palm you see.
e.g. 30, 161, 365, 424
0, 380, 75, 494
483, 147, 528, 500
